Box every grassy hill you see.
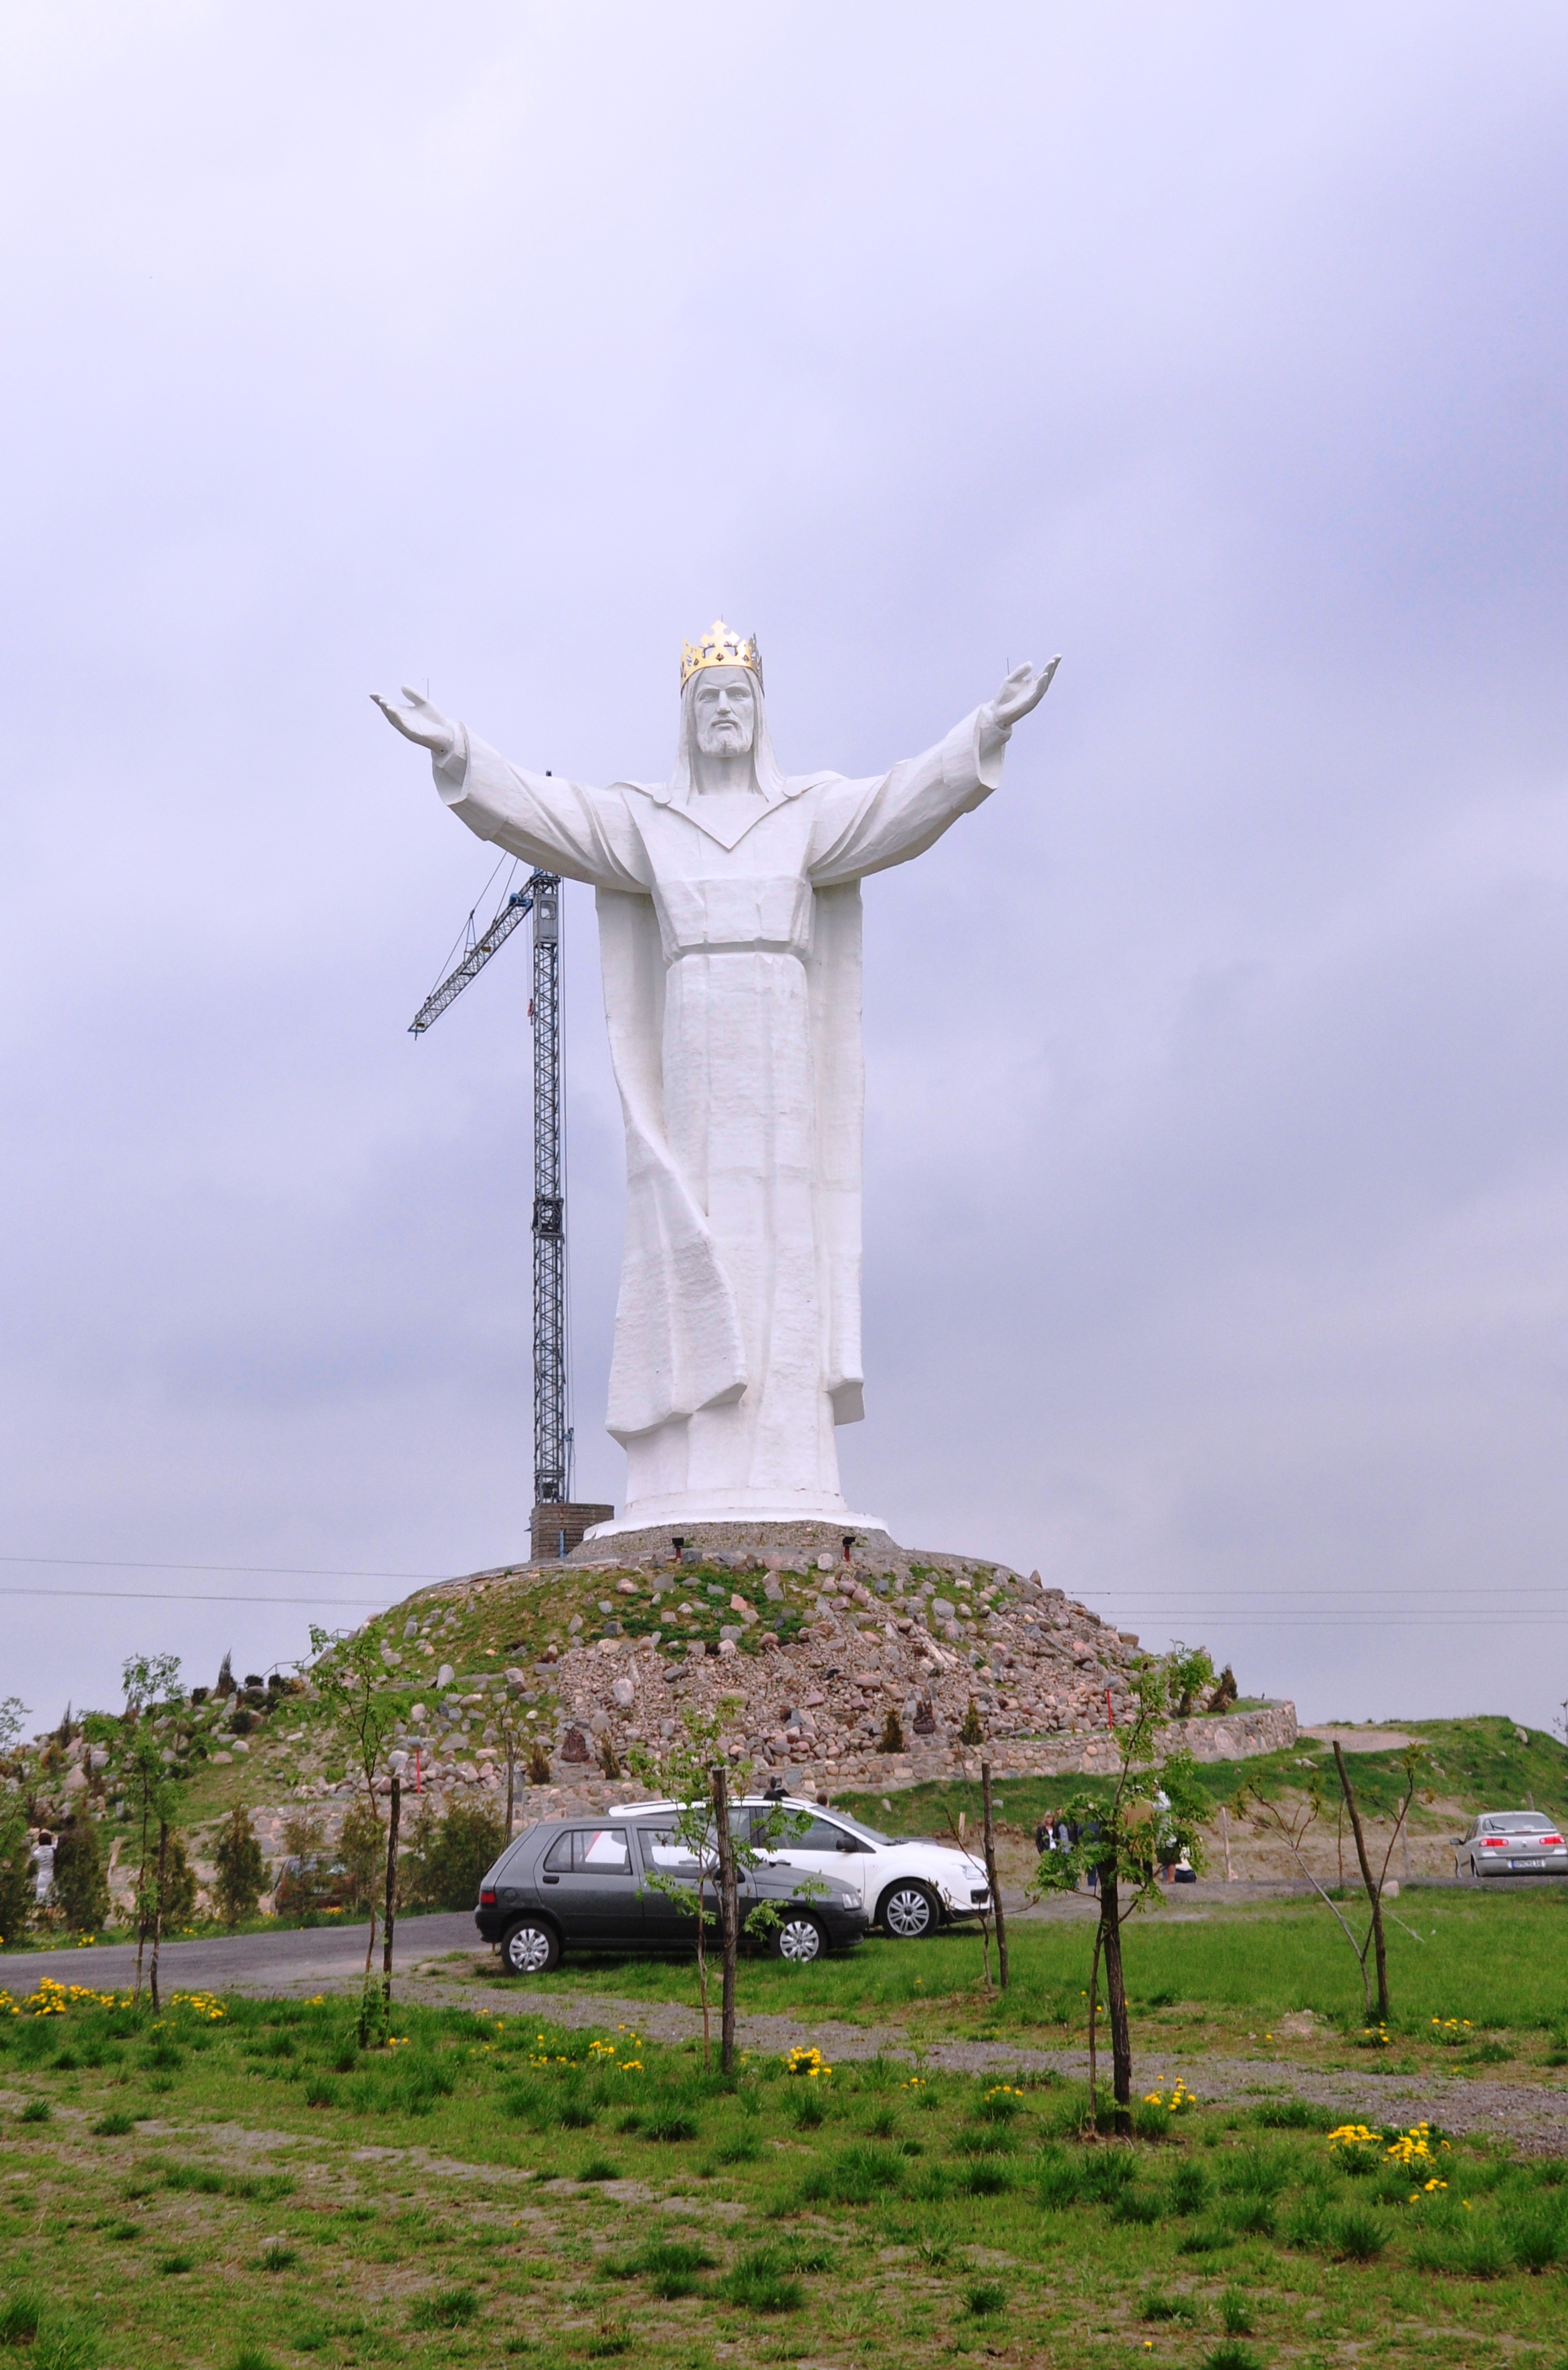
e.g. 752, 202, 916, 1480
10, 1537, 1567, 1939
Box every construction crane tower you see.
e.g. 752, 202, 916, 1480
409, 867, 613, 1560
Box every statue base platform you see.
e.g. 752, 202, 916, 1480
571, 1513, 900, 1570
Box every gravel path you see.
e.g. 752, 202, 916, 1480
11, 1913, 1567, 2156
391, 1959, 1568, 2158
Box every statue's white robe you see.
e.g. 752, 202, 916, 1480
431, 708, 1008, 1524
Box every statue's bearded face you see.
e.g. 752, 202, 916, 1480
691, 667, 757, 758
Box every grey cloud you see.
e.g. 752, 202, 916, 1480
2, 1, 1567, 1733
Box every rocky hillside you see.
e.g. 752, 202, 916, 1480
13, 1541, 1254, 1918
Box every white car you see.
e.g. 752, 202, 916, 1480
619, 1795, 993, 1937
737, 1797, 992, 1939
1457, 1811, 1568, 1879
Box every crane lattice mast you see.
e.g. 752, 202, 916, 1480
526, 874, 569, 1507
411, 868, 597, 1547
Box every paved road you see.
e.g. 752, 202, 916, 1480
0, 1911, 480, 1997
1, 1870, 1541, 1995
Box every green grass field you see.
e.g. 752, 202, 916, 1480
5, 1971, 1568, 2370
446, 1886, 1568, 2064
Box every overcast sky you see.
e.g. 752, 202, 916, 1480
2, 3, 1565, 1740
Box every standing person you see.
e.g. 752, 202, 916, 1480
1034, 1809, 1058, 1856
1154, 1788, 1176, 1883
30, 1831, 55, 1908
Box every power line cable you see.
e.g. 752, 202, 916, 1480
0, 1555, 451, 1579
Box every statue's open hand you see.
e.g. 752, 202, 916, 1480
988, 656, 1060, 731
371, 686, 460, 762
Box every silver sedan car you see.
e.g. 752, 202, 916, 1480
1457, 1812, 1568, 1879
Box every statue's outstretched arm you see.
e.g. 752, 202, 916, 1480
373, 686, 646, 892
372, 686, 460, 761
986, 657, 1058, 733
808, 656, 1060, 887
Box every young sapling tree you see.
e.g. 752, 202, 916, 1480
626, 1705, 814, 2074
304, 1624, 401, 2044
1029, 1659, 1205, 2135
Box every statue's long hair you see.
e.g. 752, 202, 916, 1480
667, 667, 785, 805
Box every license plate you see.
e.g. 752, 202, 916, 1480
1511, 1858, 1545, 1870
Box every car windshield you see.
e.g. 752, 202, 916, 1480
1486, 1814, 1554, 1834
826, 1811, 895, 1848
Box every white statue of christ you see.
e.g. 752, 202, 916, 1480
375, 627, 1056, 1532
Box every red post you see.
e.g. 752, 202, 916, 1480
1106, 1687, 1114, 1730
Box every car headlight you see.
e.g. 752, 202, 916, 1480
840, 1892, 858, 1909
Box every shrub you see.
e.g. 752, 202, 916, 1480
1253, 2097, 1332, 2130
799, 2145, 905, 2206
403, 1803, 507, 1912
0, 1799, 33, 1950
32, 2320, 98, 2370
643, 2110, 700, 2142
1110, 2187, 1161, 2226
716, 2248, 806, 2313
1410, 2226, 1511, 2279
1036, 2152, 1082, 2209
1506, 2211, 1567, 2272
612, 2238, 714, 2299
577, 2157, 620, 2182
409, 2288, 478, 2331
336, 1798, 387, 1913
1079, 2151, 1137, 2202
0, 2293, 41, 2343
1202, 2347, 1262, 2370
585, 2318, 631, 2359
1220, 2148, 1292, 2199
52, 1819, 110, 1932
213, 1806, 268, 1927
706, 2135, 761, 2167
953, 2127, 1019, 2157
19, 2101, 51, 2125
135, 1832, 197, 1933
963, 2281, 1007, 2317
1141, 2291, 1197, 2323
1331, 2207, 1386, 2262
976, 2088, 1023, 2122
91, 2113, 134, 2137
1168, 2161, 1210, 2215
1219, 2288, 1254, 2335
1281, 2199, 1327, 2250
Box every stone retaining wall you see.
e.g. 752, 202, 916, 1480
231, 1700, 1296, 1850
742, 1697, 1297, 1795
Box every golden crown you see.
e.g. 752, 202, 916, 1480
679, 619, 762, 688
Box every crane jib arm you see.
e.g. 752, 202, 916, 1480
407, 888, 534, 1035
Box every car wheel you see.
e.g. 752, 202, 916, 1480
500, 1918, 560, 1975
772, 1912, 826, 1963
878, 1881, 939, 1939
